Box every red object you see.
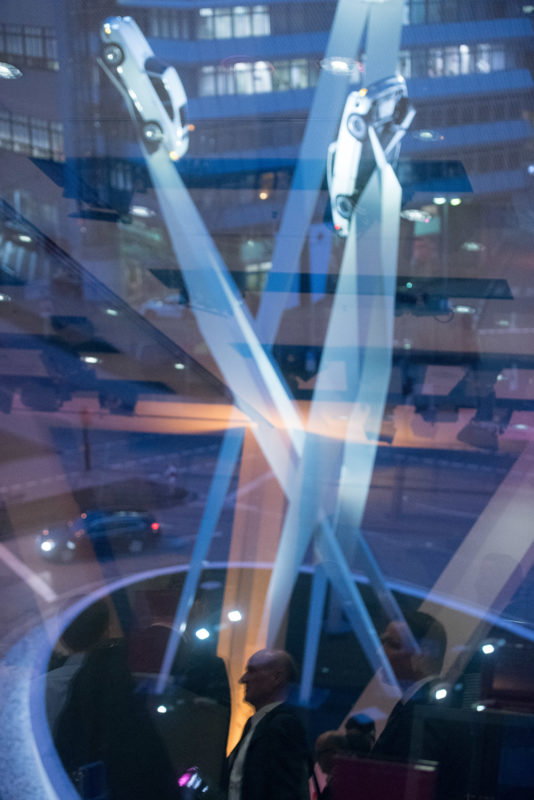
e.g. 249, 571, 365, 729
330, 755, 436, 800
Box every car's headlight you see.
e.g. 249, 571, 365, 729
40, 540, 56, 552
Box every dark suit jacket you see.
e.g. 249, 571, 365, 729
372, 679, 472, 800
224, 703, 310, 800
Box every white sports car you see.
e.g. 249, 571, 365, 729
100, 16, 190, 161
327, 74, 413, 236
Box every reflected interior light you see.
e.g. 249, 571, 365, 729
498, 319, 510, 327
130, 205, 155, 218
188, 123, 196, 132
481, 643, 495, 655
476, 704, 486, 712
433, 196, 447, 205
103, 23, 112, 35
199, 8, 214, 15
18, 234, 32, 243
453, 305, 475, 314
414, 129, 440, 141
259, 191, 269, 200
450, 197, 462, 206
514, 423, 528, 430
405, 281, 413, 289
320, 56, 356, 75
227, 610, 243, 622
0, 62, 23, 79
0, 293, 12, 303
461, 241, 485, 252
174, 362, 185, 370
195, 627, 210, 640
359, 87, 368, 96
105, 308, 119, 316
435, 688, 448, 701
40, 540, 55, 552
81, 356, 100, 364
400, 209, 432, 223
156, 705, 167, 714
169, 150, 180, 161
117, 66, 123, 75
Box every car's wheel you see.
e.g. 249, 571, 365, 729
143, 121, 164, 144
347, 113, 368, 141
128, 539, 144, 554
102, 44, 124, 67
393, 97, 409, 125
335, 195, 355, 220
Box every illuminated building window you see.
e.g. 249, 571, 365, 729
0, 111, 64, 160
199, 58, 318, 96
398, 43, 509, 78
197, 6, 270, 40
0, 23, 58, 70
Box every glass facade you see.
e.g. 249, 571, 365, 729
1, 1, 534, 799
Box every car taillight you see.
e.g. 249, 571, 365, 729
151, 522, 160, 532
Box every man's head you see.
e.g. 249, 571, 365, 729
239, 649, 297, 710
380, 610, 446, 684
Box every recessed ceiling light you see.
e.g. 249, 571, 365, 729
130, 205, 155, 218
453, 305, 475, 314
400, 209, 432, 223
0, 62, 22, 80
81, 356, 100, 364
432, 196, 447, 205
461, 241, 485, 252
450, 197, 462, 206
320, 56, 356, 75
174, 362, 185, 370
413, 129, 440, 141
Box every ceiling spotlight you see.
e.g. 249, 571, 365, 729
481, 643, 495, 655
452, 305, 475, 314
433, 196, 447, 205
227, 610, 243, 622
130, 205, 155, 218
195, 627, 210, 640
0, 62, 23, 80
450, 198, 462, 206
174, 362, 185, 370
461, 241, 485, 252
400, 209, 432, 223
320, 56, 356, 75
81, 356, 100, 364
413, 129, 440, 141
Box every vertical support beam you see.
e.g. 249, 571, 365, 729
299, 564, 328, 705
156, 426, 244, 693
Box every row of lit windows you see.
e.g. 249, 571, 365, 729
198, 58, 319, 97
0, 23, 58, 71
197, 6, 270, 39
415, 94, 527, 129
402, 0, 527, 25
399, 43, 508, 79
0, 113, 64, 161
194, 117, 305, 154
129, 2, 331, 40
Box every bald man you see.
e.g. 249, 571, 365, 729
223, 649, 311, 800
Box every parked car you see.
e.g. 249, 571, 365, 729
99, 15, 190, 160
327, 74, 412, 236
37, 510, 161, 562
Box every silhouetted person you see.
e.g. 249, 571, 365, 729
54, 608, 180, 800
46, 600, 110, 734
223, 649, 310, 800
372, 610, 470, 800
